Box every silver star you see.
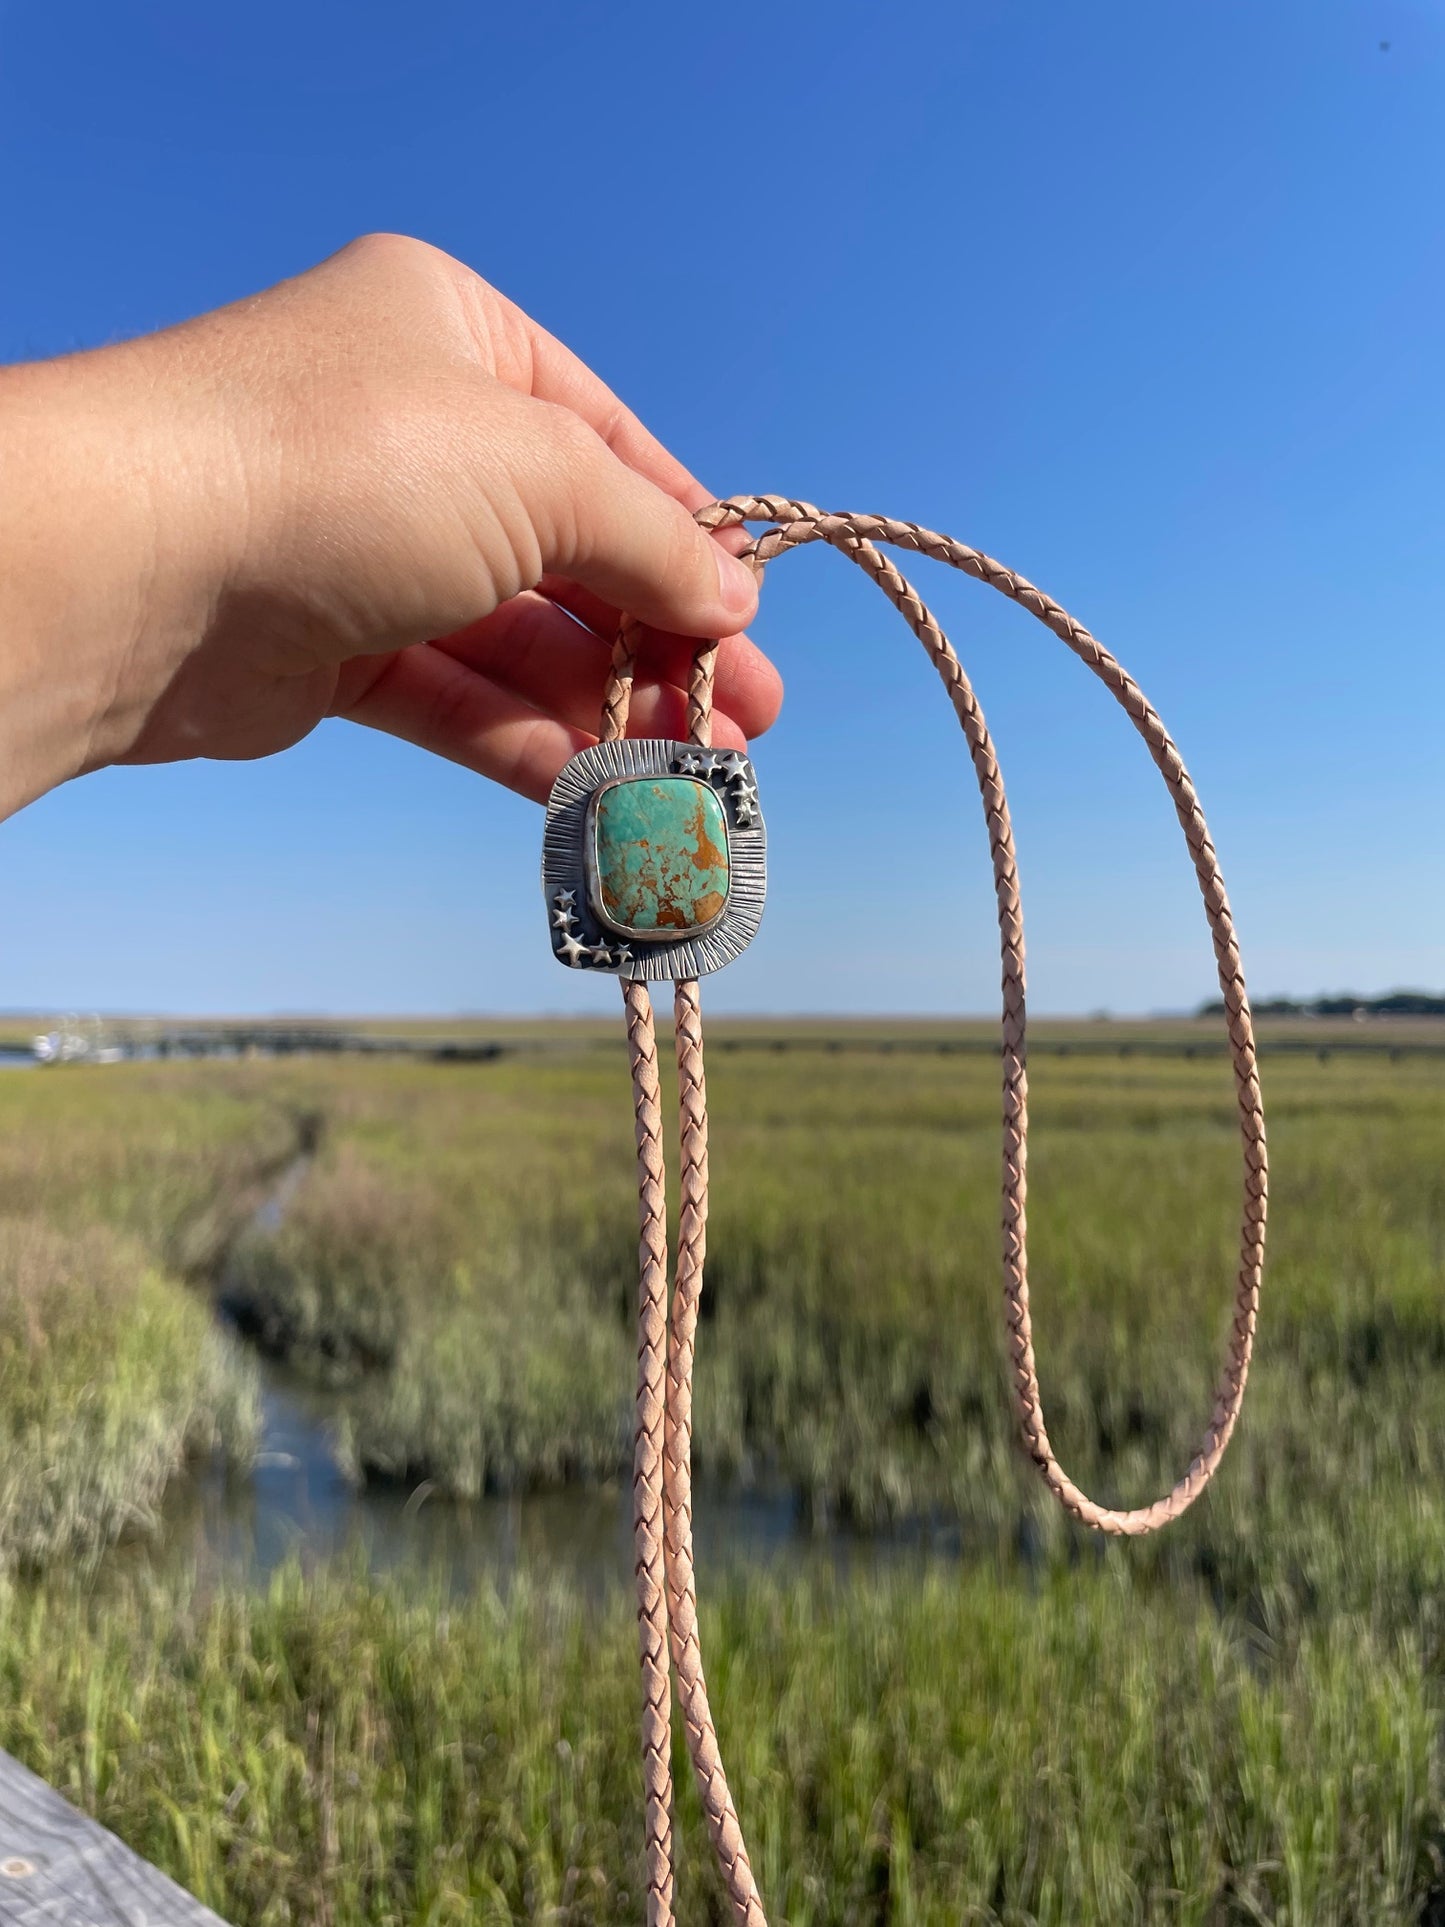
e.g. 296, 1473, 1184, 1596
733, 799, 757, 827
612, 944, 633, 969
588, 942, 614, 967
556, 932, 587, 966
719, 751, 749, 777
550, 903, 577, 931
675, 750, 715, 777
555, 888, 577, 910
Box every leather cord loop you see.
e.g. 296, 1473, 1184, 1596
601, 497, 1268, 1927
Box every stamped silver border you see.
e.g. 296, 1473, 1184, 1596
542, 739, 766, 980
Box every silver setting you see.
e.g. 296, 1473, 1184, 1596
584, 773, 730, 942
542, 738, 766, 980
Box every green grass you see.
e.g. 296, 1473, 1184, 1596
0, 1216, 260, 1570
221, 1039, 1445, 1569
1, 1027, 1444, 1920
0, 1060, 300, 1266
0, 1064, 298, 1568
2, 1558, 1440, 1926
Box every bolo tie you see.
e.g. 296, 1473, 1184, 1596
540, 496, 1268, 1926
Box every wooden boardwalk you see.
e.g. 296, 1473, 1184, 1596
0, 1751, 225, 1925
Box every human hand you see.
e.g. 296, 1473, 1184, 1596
0, 234, 780, 818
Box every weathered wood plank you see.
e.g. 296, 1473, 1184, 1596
0, 1750, 229, 1926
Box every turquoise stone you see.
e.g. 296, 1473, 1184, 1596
591, 776, 730, 938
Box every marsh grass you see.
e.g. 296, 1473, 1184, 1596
2, 1032, 1444, 1921
1, 1557, 1440, 1926
0, 1065, 297, 1567
0, 1063, 298, 1259
220, 1043, 1445, 1577
0, 1217, 260, 1570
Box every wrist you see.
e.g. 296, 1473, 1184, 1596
0, 341, 243, 816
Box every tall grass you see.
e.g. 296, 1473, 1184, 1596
1, 1033, 1443, 1920
0, 1061, 301, 1271
0, 1217, 259, 1570
0, 1064, 294, 1567
2, 1557, 1440, 1926
221, 1044, 1445, 1572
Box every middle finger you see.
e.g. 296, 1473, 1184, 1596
428, 593, 779, 743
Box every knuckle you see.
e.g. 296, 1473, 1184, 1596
338, 231, 440, 278
420, 661, 482, 749
523, 403, 611, 553
659, 496, 712, 595
501, 715, 557, 800
539, 400, 606, 475
332, 233, 474, 313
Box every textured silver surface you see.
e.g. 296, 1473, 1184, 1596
542, 739, 766, 980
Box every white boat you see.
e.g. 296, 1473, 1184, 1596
30, 1022, 125, 1065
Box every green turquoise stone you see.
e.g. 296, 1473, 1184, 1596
590, 776, 730, 938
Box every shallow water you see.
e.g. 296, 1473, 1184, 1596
121, 1158, 959, 1599
138, 1355, 956, 1599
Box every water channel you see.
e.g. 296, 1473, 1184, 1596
126, 1148, 957, 1598
4, 1055, 960, 1594
138, 1342, 960, 1601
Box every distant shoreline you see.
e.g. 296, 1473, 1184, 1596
5, 1006, 1445, 1064
4, 992, 1444, 1037
1198, 991, 1445, 1020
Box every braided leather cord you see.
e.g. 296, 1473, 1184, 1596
601, 499, 1268, 1923
602, 648, 675, 1927
607, 609, 766, 1925
666, 980, 766, 1925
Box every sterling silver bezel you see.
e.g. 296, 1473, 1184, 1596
541, 739, 766, 981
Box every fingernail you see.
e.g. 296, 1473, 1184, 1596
714, 546, 758, 620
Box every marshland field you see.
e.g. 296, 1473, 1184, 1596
1, 1016, 1443, 1924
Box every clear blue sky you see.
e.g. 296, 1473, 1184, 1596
1, 0, 1439, 1016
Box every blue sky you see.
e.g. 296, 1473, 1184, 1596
0, 0, 1439, 1015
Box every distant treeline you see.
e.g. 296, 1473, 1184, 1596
1199, 991, 1445, 1019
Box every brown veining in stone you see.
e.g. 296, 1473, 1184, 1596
594, 777, 730, 938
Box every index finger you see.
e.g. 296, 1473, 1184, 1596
512, 309, 705, 505
484, 289, 749, 553
536, 576, 783, 740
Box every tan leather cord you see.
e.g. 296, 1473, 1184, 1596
600, 497, 1268, 1925
616, 974, 675, 1927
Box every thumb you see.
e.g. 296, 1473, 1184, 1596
503, 396, 758, 639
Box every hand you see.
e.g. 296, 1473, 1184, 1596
0, 233, 780, 819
